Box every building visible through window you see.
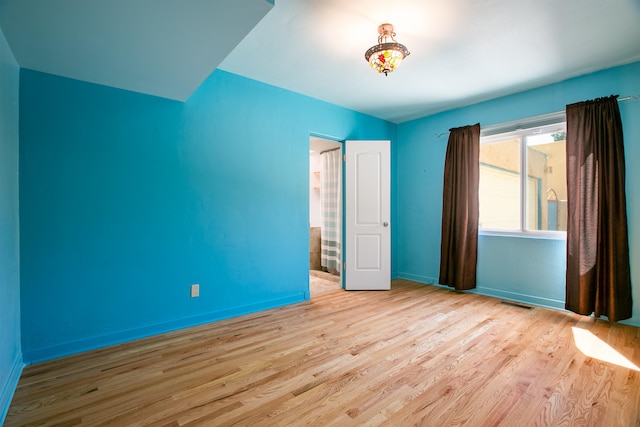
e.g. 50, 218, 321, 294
479, 119, 567, 235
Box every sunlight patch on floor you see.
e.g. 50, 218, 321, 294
572, 327, 639, 371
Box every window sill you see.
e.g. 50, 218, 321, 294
479, 229, 567, 240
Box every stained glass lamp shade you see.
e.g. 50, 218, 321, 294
364, 23, 410, 76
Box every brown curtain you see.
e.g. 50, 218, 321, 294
566, 95, 632, 321
439, 124, 480, 290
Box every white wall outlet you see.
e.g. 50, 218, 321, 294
190, 283, 200, 298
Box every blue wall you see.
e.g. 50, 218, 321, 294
0, 27, 22, 423
19, 69, 396, 363
396, 61, 640, 326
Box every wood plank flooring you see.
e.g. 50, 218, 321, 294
6, 279, 640, 426
309, 272, 341, 295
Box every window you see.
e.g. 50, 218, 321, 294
479, 115, 567, 237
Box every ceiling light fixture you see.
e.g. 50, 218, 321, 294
364, 23, 410, 76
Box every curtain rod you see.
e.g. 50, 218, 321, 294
320, 147, 341, 154
434, 94, 640, 138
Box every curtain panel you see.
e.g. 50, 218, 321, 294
439, 123, 480, 290
320, 149, 342, 273
565, 95, 633, 321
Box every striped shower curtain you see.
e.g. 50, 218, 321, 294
320, 149, 342, 273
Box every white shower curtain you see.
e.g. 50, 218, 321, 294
320, 148, 341, 274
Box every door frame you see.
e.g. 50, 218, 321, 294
309, 134, 344, 291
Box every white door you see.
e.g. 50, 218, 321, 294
345, 140, 391, 290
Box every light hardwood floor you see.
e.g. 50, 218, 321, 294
310, 271, 341, 295
6, 279, 640, 426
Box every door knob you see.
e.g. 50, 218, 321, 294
383, 222, 389, 227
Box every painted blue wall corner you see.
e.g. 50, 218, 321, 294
18, 68, 395, 362
0, 24, 22, 425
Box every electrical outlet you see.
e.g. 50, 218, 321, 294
191, 283, 200, 298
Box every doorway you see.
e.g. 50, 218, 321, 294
309, 136, 342, 295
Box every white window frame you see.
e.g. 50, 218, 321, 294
479, 112, 567, 240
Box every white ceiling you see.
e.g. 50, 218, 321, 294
310, 136, 341, 154
1, 0, 639, 123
